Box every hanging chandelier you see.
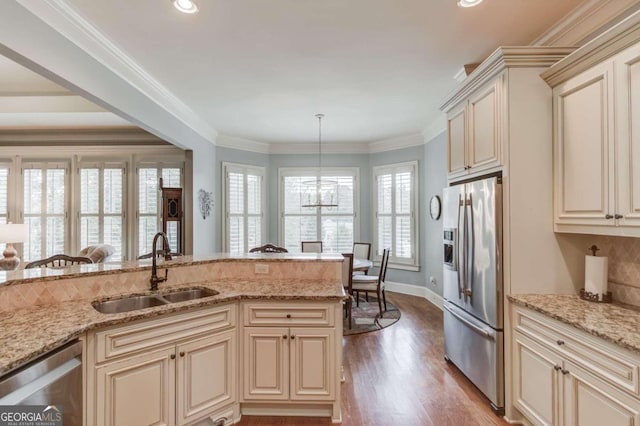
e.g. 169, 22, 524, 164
301, 114, 338, 209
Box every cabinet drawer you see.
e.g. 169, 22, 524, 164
243, 303, 334, 326
514, 306, 640, 396
94, 304, 236, 363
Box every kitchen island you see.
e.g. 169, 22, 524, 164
0, 254, 345, 425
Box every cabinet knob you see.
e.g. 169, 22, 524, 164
290, 335, 295, 339
615, 214, 623, 219
170, 354, 176, 360
561, 369, 570, 375
180, 351, 185, 357
282, 335, 288, 339
605, 214, 614, 219
554, 365, 562, 371
556, 340, 565, 346
286, 314, 291, 319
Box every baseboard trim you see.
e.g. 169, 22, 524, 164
385, 281, 443, 310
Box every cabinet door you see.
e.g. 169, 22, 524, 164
468, 78, 502, 173
513, 332, 563, 426
447, 103, 468, 178
615, 43, 640, 227
289, 327, 335, 401
94, 347, 176, 426
177, 330, 237, 426
563, 360, 640, 426
554, 61, 615, 227
243, 327, 289, 400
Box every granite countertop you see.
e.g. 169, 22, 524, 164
509, 294, 640, 354
0, 253, 344, 287
0, 279, 345, 377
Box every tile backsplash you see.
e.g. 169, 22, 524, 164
586, 235, 640, 307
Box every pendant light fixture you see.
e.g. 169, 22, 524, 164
301, 114, 338, 209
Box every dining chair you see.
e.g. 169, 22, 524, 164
341, 253, 354, 329
301, 241, 323, 253
353, 242, 371, 261
352, 248, 390, 318
249, 243, 289, 253
24, 254, 93, 269
352, 242, 372, 275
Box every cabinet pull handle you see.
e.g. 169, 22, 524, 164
615, 214, 623, 219
556, 340, 565, 346
605, 214, 614, 219
554, 365, 562, 371
290, 335, 295, 339
170, 354, 176, 360
282, 335, 288, 339
286, 314, 291, 319
561, 369, 570, 375
180, 351, 185, 357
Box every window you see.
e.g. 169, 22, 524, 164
137, 164, 182, 257
22, 162, 68, 261
373, 161, 419, 270
223, 163, 265, 254
280, 168, 358, 253
79, 163, 125, 261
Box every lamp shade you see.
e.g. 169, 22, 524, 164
0, 223, 28, 244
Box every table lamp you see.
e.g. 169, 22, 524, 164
0, 223, 28, 271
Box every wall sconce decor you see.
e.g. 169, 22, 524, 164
199, 189, 213, 220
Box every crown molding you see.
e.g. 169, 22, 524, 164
439, 46, 576, 112
0, 127, 166, 144
421, 115, 447, 144
0, 144, 182, 156
269, 141, 370, 155
541, 9, 640, 87
531, 0, 640, 47
216, 134, 270, 154
368, 133, 424, 154
15, 0, 218, 144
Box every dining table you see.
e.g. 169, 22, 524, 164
353, 258, 373, 273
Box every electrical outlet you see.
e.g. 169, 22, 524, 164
255, 264, 269, 274
429, 276, 437, 286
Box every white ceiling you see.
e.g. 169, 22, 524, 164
5, 0, 586, 143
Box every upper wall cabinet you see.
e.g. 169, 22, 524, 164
441, 47, 573, 182
542, 11, 640, 236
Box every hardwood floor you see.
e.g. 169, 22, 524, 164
237, 292, 508, 426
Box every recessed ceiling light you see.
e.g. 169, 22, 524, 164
457, 0, 483, 7
173, 0, 198, 14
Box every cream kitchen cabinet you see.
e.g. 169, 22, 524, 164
242, 327, 335, 401
86, 304, 237, 426
239, 301, 342, 422
512, 305, 640, 426
445, 76, 503, 180
543, 17, 640, 236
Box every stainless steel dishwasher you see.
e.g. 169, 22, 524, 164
0, 339, 82, 426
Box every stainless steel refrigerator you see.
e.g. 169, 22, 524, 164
442, 175, 504, 413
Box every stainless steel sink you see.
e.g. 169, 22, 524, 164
161, 288, 219, 303
92, 295, 167, 314
92, 287, 219, 314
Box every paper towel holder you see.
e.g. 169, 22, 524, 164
588, 244, 600, 256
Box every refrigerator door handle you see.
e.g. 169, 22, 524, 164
457, 193, 465, 299
464, 192, 474, 301
444, 303, 495, 341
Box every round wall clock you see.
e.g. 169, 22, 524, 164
429, 195, 441, 220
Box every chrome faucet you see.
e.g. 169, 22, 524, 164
150, 232, 173, 291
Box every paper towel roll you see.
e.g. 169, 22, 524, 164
585, 255, 608, 300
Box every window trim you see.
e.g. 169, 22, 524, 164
278, 166, 360, 252
222, 162, 267, 254
372, 160, 420, 271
